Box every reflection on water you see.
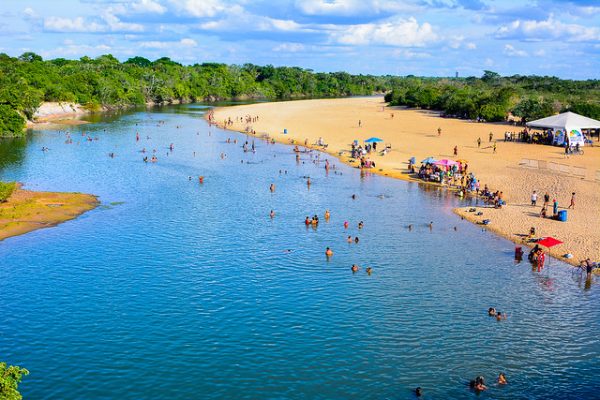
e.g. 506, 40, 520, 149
0, 105, 599, 400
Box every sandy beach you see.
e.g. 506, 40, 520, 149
211, 96, 600, 266
0, 187, 98, 241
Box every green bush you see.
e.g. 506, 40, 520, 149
0, 181, 16, 202
0, 362, 29, 400
0, 105, 25, 137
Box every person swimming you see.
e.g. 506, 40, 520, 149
347, 236, 352, 243
366, 267, 372, 275
497, 373, 507, 385
496, 312, 506, 321
351, 264, 359, 272
488, 307, 496, 316
470, 376, 487, 392
358, 221, 364, 229
324, 210, 330, 220
270, 183, 275, 192
270, 210, 275, 218
325, 247, 333, 257
305, 216, 311, 226
344, 221, 349, 229
415, 387, 422, 397
354, 237, 359, 243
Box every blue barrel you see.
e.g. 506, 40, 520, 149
558, 210, 567, 222
283, 128, 288, 134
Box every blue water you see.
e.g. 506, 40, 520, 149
1, 104, 599, 399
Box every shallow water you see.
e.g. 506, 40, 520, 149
1, 104, 599, 399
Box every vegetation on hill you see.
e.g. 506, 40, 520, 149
1, 53, 599, 137
384, 71, 600, 123
0, 52, 389, 136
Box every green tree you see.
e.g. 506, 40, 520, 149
0, 362, 29, 399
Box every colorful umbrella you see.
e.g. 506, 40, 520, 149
434, 159, 459, 167
364, 137, 383, 143
537, 237, 563, 248
456, 159, 469, 164
421, 157, 437, 164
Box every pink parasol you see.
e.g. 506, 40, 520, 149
434, 159, 459, 167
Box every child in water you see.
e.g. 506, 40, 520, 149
497, 373, 507, 385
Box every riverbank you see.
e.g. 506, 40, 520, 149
210, 96, 600, 266
0, 186, 98, 241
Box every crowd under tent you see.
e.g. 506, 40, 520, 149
526, 111, 600, 147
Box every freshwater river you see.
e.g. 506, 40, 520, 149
1, 104, 598, 399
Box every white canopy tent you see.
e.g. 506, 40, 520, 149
527, 111, 600, 147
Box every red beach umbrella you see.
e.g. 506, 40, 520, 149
537, 237, 563, 248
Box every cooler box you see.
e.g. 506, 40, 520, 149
558, 210, 567, 222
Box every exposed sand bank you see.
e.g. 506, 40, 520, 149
0, 186, 98, 241
27, 102, 93, 129
211, 96, 600, 266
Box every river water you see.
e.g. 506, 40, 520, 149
1, 104, 598, 399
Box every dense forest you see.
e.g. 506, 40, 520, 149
0, 53, 389, 137
1, 53, 599, 137
384, 71, 600, 123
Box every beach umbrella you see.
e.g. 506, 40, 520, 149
364, 137, 383, 143
409, 157, 416, 164
421, 157, 437, 164
456, 159, 469, 164
537, 237, 563, 248
434, 159, 459, 167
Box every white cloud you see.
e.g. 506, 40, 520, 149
392, 49, 431, 59
466, 42, 476, 49
140, 38, 197, 48
23, 7, 37, 19
170, 0, 241, 18
503, 44, 528, 57
201, 15, 305, 33
43, 12, 143, 33
44, 16, 106, 33
273, 43, 305, 52
484, 58, 494, 66
331, 17, 437, 47
449, 35, 464, 49
496, 14, 600, 42
131, 0, 167, 14
296, 0, 420, 16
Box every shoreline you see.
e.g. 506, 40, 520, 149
208, 97, 600, 267
0, 186, 99, 241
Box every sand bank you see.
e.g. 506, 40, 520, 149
211, 96, 600, 266
26, 102, 93, 129
0, 186, 98, 241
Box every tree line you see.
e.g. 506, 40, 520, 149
1, 53, 599, 137
0, 53, 389, 137
384, 71, 600, 123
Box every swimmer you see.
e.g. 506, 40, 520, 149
415, 387, 422, 397
188, 176, 192, 181
354, 237, 359, 243
307, 177, 311, 187
325, 247, 333, 257
470, 376, 487, 392
351, 194, 356, 200
270, 183, 275, 192
270, 210, 275, 218
324, 210, 330, 220
347, 236, 352, 243
428, 221, 433, 230
344, 221, 349, 229
199, 176, 204, 184
408, 224, 413, 231
358, 221, 364, 229
488, 307, 496, 316
497, 373, 507, 385
366, 267, 372, 275
351, 264, 359, 272
305, 216, 311, 226
496, 312, 507, 321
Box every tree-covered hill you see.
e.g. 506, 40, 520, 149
1, 53, 599, 137
0, 53, 390, 137
384, 71, 600, 123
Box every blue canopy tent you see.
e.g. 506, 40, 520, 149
364, 137, 383, 143
421, 157, 437, 164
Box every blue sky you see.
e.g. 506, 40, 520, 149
1, 0, 599, 78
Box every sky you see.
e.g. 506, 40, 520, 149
1, 0, 599, 78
